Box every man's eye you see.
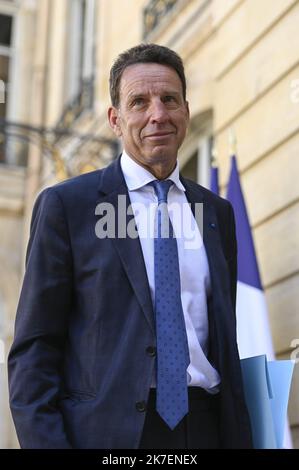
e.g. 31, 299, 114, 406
163, 96, 175, 102
132, 98, 144, 107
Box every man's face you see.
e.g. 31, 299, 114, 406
108, 63, 189, 174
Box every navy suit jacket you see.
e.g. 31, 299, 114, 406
8, 157, 252, 448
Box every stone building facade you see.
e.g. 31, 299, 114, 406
0, 0, 298, 448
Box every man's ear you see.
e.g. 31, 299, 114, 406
108, 106, 122, 137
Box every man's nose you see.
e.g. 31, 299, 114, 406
149, 100, 169, 123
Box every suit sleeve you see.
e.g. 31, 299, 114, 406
8, 188, 73, 449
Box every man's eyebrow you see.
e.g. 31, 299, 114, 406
127, 92, 147, 101
162, 91, 181, 96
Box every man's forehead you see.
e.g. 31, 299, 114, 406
119, 63, 183, 97
125, 85, 181, 99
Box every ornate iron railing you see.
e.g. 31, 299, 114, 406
56, 76, 94, 131
0, 119, 118, 179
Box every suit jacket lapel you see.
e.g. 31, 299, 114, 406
96, 158, 155, 334
182, 179, 225, 370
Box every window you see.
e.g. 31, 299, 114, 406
198, 135, 214, 188
181, 135, 214, 188
58, 0, 96, 129
65, 0, 96, 103
0, 13, 13, 163
0, 13, 12, 46
181, 150, 198, 181
0, 56, 9, 118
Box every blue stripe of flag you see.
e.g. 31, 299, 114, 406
226, 155, 262, 289
210, 166, 219, 195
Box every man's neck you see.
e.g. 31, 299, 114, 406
124, 152, 177, 180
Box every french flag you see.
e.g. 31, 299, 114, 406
226, 155, 275, 360
210, 156, 292, 447
226, 155, 293, 448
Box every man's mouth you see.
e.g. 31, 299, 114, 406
144, 132, 174, 140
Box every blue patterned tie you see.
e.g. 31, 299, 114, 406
150, 180, 190, 430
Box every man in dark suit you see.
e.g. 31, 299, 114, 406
8, 43, 252, 449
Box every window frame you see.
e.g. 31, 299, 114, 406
65, 0, 96, 103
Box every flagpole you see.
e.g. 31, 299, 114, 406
228, 127, 237, 156
210, 146, 219, 195
211, 145, 218, 167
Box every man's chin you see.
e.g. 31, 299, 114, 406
147, 146, 177, 162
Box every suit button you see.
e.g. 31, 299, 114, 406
146, 346, 156, 357
136, 401, 147, 412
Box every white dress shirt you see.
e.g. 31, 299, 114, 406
121, 151, 220, 392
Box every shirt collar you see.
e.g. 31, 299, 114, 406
120, 150, 186, 192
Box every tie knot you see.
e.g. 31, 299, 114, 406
150, 180, 173, 204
